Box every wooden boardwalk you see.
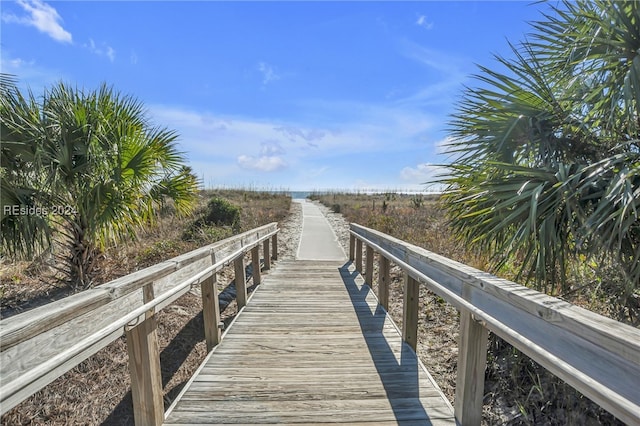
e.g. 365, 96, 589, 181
164, 260, 456, 425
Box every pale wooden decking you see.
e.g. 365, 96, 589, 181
164, 260, 456, 425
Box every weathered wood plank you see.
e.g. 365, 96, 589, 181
251, 246, 261, 286
454, 311, 488, 426
201, 273, 221, 351
378, 255, 390, 310
349, 233, 355, 261
165, 422, 455, 426
271, 234, 278, 260
350, 223, 640, 425
234, 256, 247, 309
365, 244, 374, 286
263, 240, 271, 270
402, 274, 419, 351
0, 223, 279, 416
0, 288, 112, 351
126, 316, 164, 426
164, 261, 455, 425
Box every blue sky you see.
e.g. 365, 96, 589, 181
1, 1, 555, 191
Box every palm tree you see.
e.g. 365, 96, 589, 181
442, 0, 640, 311
1, 75, 53, 259
1, 81, 199, 288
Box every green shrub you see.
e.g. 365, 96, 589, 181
204, 197, 241, 229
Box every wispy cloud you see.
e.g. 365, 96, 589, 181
2, 0, 72, 43
392, 39, 471, 108
401, 163, 440, 181
416, 14, 434, 30
400, 163, 447, 190
149, 99, 439, 190
238, 142, 287, 172
275, 126, 326, 147
257, 61, 280, 86
237, 154, 287, 172
84, 38, 116, 62
0, 51, 65, 93
399, 39, 466, 75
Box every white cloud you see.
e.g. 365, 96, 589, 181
84, 38, 116, 62
148, 101, 439, 190
106, 46, 116, 62
237, 154, 287, 172
2, 0, 72, 43
237, 141, 288, 172
257, 62, 280, 86
400, 163, 447, 184
130, 51, 139, 65
260, 141, 285, 156
416, 14, 434, 30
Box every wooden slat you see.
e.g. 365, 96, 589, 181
201, 272, 221, 352
0, 223, 279, 416
126, 316, 164, 426
234, 256, 247, 309
378, 255, 390, 310
263, 240, 271, 270
402, 274, 419, 352
349, 234, 355, 261
454, 311, 488, 426
164, 261, 455, 425
271, 234, 278, 260
351, 224, 640, 425
355, 239, 363, 272
251, 245, 261, 285
365, 244, 374, 286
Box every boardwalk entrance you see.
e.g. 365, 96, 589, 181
164, 202, 455, 425
5, 202, 637, 425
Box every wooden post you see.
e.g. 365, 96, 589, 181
142, 284, 154, 320
355, 239, 363, 273
126, 317, 164, 426
455, 310, 488, 426
234, 256, 247, 309
263, 240, 271, 270
201, 272, 221, 351
378, 255, 390, 310
365, 245, 374, 286
402, 274, 419, 351
251, 245, 261, 286
349, 234, 355, 261
271, 234, 278, 261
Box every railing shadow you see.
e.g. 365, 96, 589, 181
339, 262, 439, 425
102, 265, 261, 425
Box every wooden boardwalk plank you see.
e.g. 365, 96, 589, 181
164, 261, 455, 425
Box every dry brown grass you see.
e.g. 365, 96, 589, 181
313, 192, 624, 426
0, 190, 291, 425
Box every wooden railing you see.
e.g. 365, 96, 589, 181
349, 223, 640, 426
0, 222, 279, 425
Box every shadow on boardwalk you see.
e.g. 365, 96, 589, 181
340, 262, 448, 425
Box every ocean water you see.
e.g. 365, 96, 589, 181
289, 191, 311, 200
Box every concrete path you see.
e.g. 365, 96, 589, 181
295, 199, 347, 261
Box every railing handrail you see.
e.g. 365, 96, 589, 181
0, 222, 279, 421
349, 223, 640, 426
